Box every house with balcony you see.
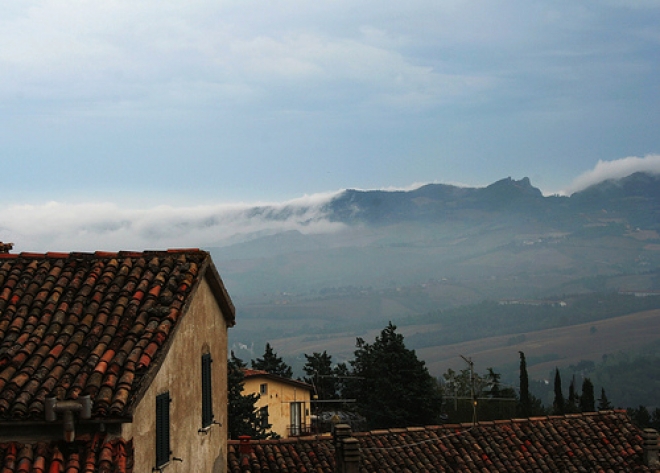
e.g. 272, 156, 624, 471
242, 369, 313, 438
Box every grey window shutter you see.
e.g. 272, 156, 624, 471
156, 392, 171, 467
202, 353, 214, 427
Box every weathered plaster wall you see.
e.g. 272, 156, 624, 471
122, 277, 229, 473
244, 377, 311, 438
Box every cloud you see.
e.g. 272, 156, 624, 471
0, 191, 346, 253
562, 154, 660, 195
0, 1, 494, 117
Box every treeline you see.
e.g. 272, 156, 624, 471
404, 292, 660, 349
627, 405, 660, 430
439, 352, 614, 424
228, 329, 660, 439
543, 340, 660, 410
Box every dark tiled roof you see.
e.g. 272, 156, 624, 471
228, 411, 659, 472
0, 433, 132, 472
0, 249, 234, 422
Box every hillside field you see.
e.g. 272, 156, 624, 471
253, 308, 660, 385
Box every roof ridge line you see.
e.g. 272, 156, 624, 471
1, 249, 205, 260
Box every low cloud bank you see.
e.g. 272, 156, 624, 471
562, 154, 660, 195
4, 155, 660, 253
0, 191, 345, 253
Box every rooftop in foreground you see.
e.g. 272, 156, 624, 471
229, 410, 660, 472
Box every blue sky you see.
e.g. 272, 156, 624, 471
1, 1, 660, 251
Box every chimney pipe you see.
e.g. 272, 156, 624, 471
643, 428, 659, 468
342, 437, 360, 473
63, 411, 76, 443
238, 435, 252, 468
45, 395, 93, 442
333, 424, 357, 473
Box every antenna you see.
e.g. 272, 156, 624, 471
460, 355, 477, 425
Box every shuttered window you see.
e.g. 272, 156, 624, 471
156, 392, 171, 468
201, 353, 214, 427
259, 406, 269, 428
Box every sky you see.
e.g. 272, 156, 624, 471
1, 1, 660, 252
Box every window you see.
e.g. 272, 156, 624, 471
156, 392, 171, 468
259, 406, 269, 428
290, 402, 302, 436
201, 353, 213, 427
260, 383, 268, 395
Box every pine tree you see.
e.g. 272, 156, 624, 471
518, 351, 531, 417
628, 405, 651, 428
486, 367, 501, 398
651, 408, 660, 431
598, 387, 613, 411
553, 368, 565, 415
579, 378, 595, 412
251, 343, 293, 378
227, 353, 272, 439
346, 322, 442, 429
303, 351, 339, 400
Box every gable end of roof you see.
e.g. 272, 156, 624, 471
0, 249, 233, 424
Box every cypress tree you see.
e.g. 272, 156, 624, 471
518, 351, 531, 417
553, 368, 565, 415
598, 387, 613, 411
580, 377, 595, 412
568, 375, 578, 413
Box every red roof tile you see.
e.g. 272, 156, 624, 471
0, 250, 234, 422
0, 434, 132, 473
227, 411, 659, 472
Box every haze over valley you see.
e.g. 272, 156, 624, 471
210, 168, 660, 407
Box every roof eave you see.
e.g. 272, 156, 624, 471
201, 255, 236, 327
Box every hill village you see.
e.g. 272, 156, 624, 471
0, 241, 659, 472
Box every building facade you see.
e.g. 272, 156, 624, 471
243, 370, 313, 438
0, 249, 235, 473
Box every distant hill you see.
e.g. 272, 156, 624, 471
323, 173, 660, 228
211, 172, 660, 297
323, 176, 549, 224
209, 172, 660, 390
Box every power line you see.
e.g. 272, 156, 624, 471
359, 426, 475, 452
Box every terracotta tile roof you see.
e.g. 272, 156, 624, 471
0, 433, 132, 472
242, 369, 314, 391
242, 369, 269, 377
228, 411, 659, 472
0, 249, 234, 422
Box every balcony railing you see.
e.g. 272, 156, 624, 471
287, 423, 313, 437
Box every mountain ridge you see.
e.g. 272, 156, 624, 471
210, 172, 660, 300
211, 172, 659, 261
320, 172, 659, 228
